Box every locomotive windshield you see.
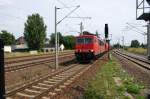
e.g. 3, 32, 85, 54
76, 38, 93, 44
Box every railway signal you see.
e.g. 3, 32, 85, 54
0, 39, 6, 99
146, 0, 150, 5
136, 0, 150, 60
105, 24, 109, 39
104, 24, 111, 59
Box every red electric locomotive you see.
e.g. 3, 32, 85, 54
75, 31, 108, 62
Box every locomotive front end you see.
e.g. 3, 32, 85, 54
75, 36, 95, 62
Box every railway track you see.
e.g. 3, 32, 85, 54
5, 54, 74, 72
5, 51, 73, 64
6, 61, 97, 99
113, 50, 150, 71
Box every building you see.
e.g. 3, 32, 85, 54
16, 36, 26, 45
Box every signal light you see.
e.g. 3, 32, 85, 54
89, 49, 94, 52
105, 24, 109, 38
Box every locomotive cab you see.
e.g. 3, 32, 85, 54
75, 35, 96, 61
75, 31, 108, 62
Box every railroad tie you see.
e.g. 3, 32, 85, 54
64, 82, 70, 86
38, 83, 53, 88
32, 85, 48, 90
49, 92, 57, 96
6, 97, 13, 99
59, 85, 66, 89
48, 80, 60, 83
48, 78, 62, 82
56, 76, 66, 79
74, 74, 81, 78
67, 80, 73, 83
58, 73, 67, 76
25, 88, 41, 94
42, 96, 50, 99
50, 77, 64, 80
54, 88, 61, 92
70, 76, 76, 81
44, 80, 57, 84
55, 75, 65, 77
64, 80, 72, 86
16, 92, 35, 98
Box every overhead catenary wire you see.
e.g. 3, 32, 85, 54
126, 22, 147, 35
56, 0, 81, 17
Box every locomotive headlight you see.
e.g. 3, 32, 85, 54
78, 49, 81, 52
90, 49, 94, 52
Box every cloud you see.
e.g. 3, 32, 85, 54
0, 0, 13, 6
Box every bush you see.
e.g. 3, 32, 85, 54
84, 87, 103, 99
126, 84, 141, 94
127, 48, 146, 55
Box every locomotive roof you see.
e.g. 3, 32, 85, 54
76, 35, 97, 38
76, 35, 105, 43
82, 31, 96, 36
76, 31, 106, 42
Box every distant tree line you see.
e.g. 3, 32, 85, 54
130, 40, 147, 48
50, 32, 75, 49
113, 39, 147, 49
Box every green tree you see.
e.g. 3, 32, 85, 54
63, 36, 75, 49
24, 13, 47, 50
131, 40, 140, 48
140, 43, 144, 48
113, 43, 122, 48
0, 30, 15, 45
49, 32, 75, 49
50, 32, 63, 46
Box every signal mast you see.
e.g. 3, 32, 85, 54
136, 0, 150, 60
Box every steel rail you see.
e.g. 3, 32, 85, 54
114, 50, 150, 71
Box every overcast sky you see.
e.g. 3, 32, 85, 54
0, 0, 148, 45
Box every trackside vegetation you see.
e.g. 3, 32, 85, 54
126, 48, 147, 55
84, 56, 145, 99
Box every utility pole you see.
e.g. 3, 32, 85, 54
80, 22, 83, 35
147, 22, 150, 59
0, 39, 5, 99
55, 6, 58, 69
67, 17, 91, 36
122, 36, 124, 51
118, 38, 120, 50
54, 5, 80, 69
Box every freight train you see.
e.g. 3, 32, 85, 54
75, 31, 109, 62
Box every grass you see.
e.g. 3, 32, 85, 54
84, 55, 145, 99
126, 48, 147, 55
4, 50, 73, 58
